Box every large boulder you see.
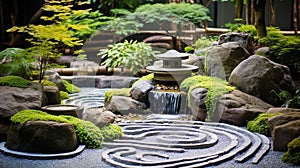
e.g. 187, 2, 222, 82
268, 112, 300, 151
229, 55, 295, 106
130, 80, 154, 105
45, 70, 66, 91
0, 83, 43, 118
82, 108, 116, 128
190, 88, 273, 126
0, 83, 44, 141
217, 90, 273, 126
43, 86, 60, 105
6, 121, 78, 153
105, 96, 147, 115
206, 42, 250, 80
190, 87, 208, 121
218, 32, 252, 51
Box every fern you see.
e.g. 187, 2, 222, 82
0, 48, 34, 79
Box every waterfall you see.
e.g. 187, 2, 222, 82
149, 91, 186, 114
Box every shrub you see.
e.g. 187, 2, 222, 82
259, 28, 300, 78
98, 40, 157, 75
282, 136, 300, 165
61, 115, 104, 149
246, 112, 281, 136
0, 76, 32, 88
62, 79, 80, 94
0, 48, 34, 79
180, 76, 235, 121
134, 3, 211, 27
100, 123, 123, 141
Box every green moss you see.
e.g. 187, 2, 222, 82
10, 109, 69, 125
246, 112, 281, 136
62, 79, 80, 94
61, 115, 104, 149
60, 91, 70, 101
104, 88, 131, 102
180, 76, 235, 121
0, 76, 32, 88
132, 73, 154, 87
33, 80, 58, 87
100, 123, 123, 141
282, 136, 300, 165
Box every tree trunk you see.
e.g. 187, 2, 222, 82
293, 0, 298, 35
254, 0, 267, 38
270, 0, 275, 26
235, 0, 243, 19
250, 0, 255, 24
245, 0, 249, 24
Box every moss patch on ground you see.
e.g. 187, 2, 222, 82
11, 109, 123, 149
0, 76, 32, 88
282, 136, 300, 165
246, 112, 281, 136
180, 76, 235, 121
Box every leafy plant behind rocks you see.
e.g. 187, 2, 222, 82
0, 48, 34, 79
98, 40, 157, 75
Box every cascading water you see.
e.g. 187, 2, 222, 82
149, 91, 182, 114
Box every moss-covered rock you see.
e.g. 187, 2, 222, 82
104, 73, 154, 103
10, 109, 123, 149
282, 136, 300, 165
0, 76, 32, 88
37, 80, 58, 87
131, 73, 154, 87
60, 91, 70, 101
104, 88, 131, 102
180, 75, 235, 121
62, 79, 80, 94
247, 112, 281, 136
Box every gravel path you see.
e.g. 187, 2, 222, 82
0, 145, 298, 168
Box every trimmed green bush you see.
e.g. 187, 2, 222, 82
0, 76, 32, 88
100, 123, 123, 141
62, 79, 80, 94
282, 136, 300, 165
10, 109, 123, 149
246, 112, 281, 136
61, 115, 104, 149
180, 76, 235, 121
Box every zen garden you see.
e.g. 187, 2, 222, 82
1, 0, 300, 167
